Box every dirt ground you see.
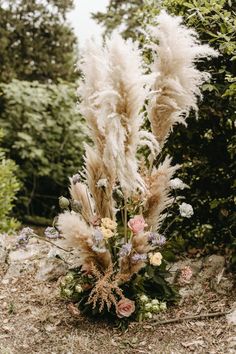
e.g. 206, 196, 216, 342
0, 258, 235, 354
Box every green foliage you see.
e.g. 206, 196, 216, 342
94, 0, 236, 256
0, 0, 77, 83
0, 130, 20, 232
0, 80, 86, 219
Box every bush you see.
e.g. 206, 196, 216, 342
160, 0, 236, 256
0, 80, 86, 220
0, 130, 20, 232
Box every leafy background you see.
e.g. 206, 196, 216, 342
0, 0, 235, 265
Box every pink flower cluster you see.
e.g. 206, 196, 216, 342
179, 266, 193, 285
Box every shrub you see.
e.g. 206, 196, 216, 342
0, 80, 86, 220
160, 0, 236, 256
0, 130, 20, 232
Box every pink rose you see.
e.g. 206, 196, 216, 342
128, 215, 147, 234
116, 298, 135, 318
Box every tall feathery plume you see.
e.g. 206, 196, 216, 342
78, 35, 159, 206
85, 145, 115, 219
69, 178, 93, 223
147, 11, 218, 147
57, 212, 112, 269
144, 156, 179, 231
119, 232, 151, 280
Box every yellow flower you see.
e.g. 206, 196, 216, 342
149, 252, 162, 266
101, 217, 117, 230
99, 226, 114, 240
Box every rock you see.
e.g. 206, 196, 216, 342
9, 243, 49, 263
36, 257, 68, 281
167, 259, 203, 284
3, 261, 36, 280
201, 254, 225, 281
227, 303, 236, 326
0, 247, 8, 264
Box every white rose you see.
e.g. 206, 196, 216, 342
179, 202, 194, 218
170, 178, 188, 190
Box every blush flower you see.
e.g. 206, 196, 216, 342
178, 266, 193, 285
101, 217, 117, 230
128, 215, 147, 234
99, 226, 114, 240
116, 298, 135, 318
149, 252, 163, 266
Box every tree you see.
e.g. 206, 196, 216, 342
92, 0, 144, 39
93, 0, 236, 257
0, 0, 77, 82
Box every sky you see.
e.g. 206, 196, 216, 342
68, 0, 109, 47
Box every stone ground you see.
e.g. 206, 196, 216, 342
0, 233, 235, 354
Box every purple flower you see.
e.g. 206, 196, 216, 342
148, 232, 166, 246
131, 253, 147, 263
44, 227, 61, 239
119, 243, 132, 258
16, 227, 34, 248
92, 229, 103, 242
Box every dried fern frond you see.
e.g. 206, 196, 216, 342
87, 263, 124, 312
57, 212, 112, 269
144, 156, 179, 231
147, 10, 218, 147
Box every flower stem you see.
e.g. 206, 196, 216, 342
124, 198, 128, 242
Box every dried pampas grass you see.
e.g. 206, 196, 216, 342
147, 11, 218, 147
85, 145, 115, 219
78, 34, 159, 199
144, 156, 179, 231
57, 212, 112, 269
119, 233, 151, 279
69, 179, 93, 223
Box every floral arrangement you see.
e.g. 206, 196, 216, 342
26, 11, 216, 323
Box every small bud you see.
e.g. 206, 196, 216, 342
151, 299, 159, 305
145, 303, 152, 311
145, 312, 152, 319
59, 196, 70, 209
152, 304, 160, 313
72, 174, 80, 185
140, 294, 149, 303
63, 288, 73, 297
159, 302, 167, 311
75, 284, 83, 293
65, 273, 74, 283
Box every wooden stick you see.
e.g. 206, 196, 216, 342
152, 310, 231, 325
